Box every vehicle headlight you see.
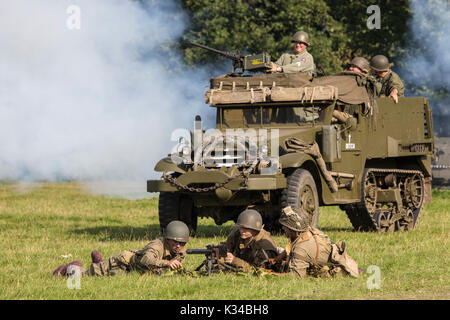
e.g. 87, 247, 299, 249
261, 144, 269, 155
177, 144, 190, 155
182, 146, 191, 156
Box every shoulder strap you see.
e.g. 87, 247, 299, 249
312, 234, 320, 262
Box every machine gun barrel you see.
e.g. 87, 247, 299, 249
187, 41, 242, 61
187, 41, 271, 75
186, 248, 213, 255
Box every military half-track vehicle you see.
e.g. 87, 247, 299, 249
148, 51, 434, 234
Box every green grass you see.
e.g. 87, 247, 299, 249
0, 182, 448, 299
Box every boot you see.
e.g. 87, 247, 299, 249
91, 250, 104, 264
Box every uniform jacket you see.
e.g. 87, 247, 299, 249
131, 237, 186, 273
225, 225, 278, 272
275, 50, 316, 75
376, 70, 405, 97
286, 227, 359, 278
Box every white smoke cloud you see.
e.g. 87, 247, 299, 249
400, 0, 450, 101
397, 0, 450, 137
0, 0, 214, 196
405, 0, 450, 84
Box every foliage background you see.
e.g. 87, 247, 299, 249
179, 0, 410, 74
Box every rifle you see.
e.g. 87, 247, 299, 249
186, 244, 235, 276
187, 41, 272, 75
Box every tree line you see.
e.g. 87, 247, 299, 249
179, 0, 410, 74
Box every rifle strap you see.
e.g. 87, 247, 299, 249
285, 242, 292, 264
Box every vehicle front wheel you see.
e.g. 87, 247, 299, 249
158, 192, 197, 236
281, 168, 319, 228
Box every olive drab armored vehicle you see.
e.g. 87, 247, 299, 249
147, 45, 434, 234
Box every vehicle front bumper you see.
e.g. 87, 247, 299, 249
147, 171, 286, 192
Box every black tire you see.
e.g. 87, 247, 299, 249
340, 169, 379, 231
341, 204, 373, 231
281, 168, 319, 228
158, 192, 197, 236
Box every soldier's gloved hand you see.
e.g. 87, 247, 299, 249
166, 259, 183, 270
224, 252, 234, 264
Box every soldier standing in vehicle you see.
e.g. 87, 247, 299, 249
330, 56, 371, 123
348, 56, 370, 75
268, 31, 316, 75
53, 220, 190, 277
266, 206, 360, 278
370, 55, 404, 103
223, 209, 279, 272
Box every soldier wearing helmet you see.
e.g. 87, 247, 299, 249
52, 220, 190, 277
268, 31, 316, 75
370, 55, 404, 103
348, 56, 370, 75
265, 206, 360, 278
222, 209, 278, 272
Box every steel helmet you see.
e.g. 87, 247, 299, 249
278, 206, 310, 232
291, 31, 310, 46
350, 56, 370, 74
164, 220, 190, 242
370, 55, 390, 72
236, 209, 263, 231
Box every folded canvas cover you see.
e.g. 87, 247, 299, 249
205, 87, 270, 105
271, 86, 338, 102
207, 73, 370, 106
210, 73, 312, 90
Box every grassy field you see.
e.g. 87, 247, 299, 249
0, 182, 448, 300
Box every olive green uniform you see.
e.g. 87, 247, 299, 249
84, 237, 186, 276
225, 225, 278, 272
275, 50, 316, 75
375, 70, 404, 97
285, 227, 359, 278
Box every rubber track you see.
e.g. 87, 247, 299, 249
343, 168, 425, 232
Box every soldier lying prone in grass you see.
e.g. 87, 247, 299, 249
52, 221, 190, 277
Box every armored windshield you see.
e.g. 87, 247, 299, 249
272, 106, 320, 124
219, 105, 321, 128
